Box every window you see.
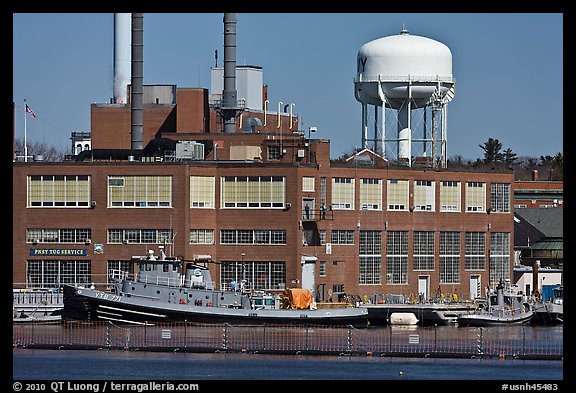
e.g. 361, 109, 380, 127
413, 180, 435, 211
440, 181, 461, 212
360, 178, 382, 210
108, 176, 172, 208
386, 231, 408, 284
440, 231, 460, 284
465, 232, 486, 270
27, 175, 90, 207
26, 260, 91, 289
27, 228, 91, 244
107, 260, 133, 283
359, 230, 382, 285
413, 231, 435, 271
302, 177, 315, 192
220, 230, 286, 245
220, 261, 286, 291
107, 229, 173, 244
221, 176, 285, 208
490, 232, 510, 285
190, 176, 215, 208
490, 183, 511, 213
465, 182, 486, 212
319, 261, 326, 277
387, 179, 409, 211
331, 230, 355, 245
189, 229, 215, 244
331, 178, 354, 210
267, 145, 281, 160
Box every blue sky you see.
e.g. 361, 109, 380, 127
13, 13, 563, 161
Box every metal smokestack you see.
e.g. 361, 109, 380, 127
130, 13, 143, 151
113, 13, 131, 104
222, 13, 241, 133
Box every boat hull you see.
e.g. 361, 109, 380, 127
62, 285, 369, 328
457, 312, 533, 327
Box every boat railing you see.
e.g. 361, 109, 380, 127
109, 269, 216, 290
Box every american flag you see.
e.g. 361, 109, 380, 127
26, 104, 36, 118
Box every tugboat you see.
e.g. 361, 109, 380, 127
532, 285, 563, 325
457, 280, 533, 327
62, 247, 368, 327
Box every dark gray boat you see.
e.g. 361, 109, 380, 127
457, 280, 533, 327
532, 285, 563, 325
62, 247, 368, 327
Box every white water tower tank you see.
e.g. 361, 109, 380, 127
354, 28, 455, 167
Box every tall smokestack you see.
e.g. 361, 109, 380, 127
131, 13, 143, 151
113, 13, 131, 104
222, 13, 242, 133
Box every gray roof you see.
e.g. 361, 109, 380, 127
514, 208, 563, 238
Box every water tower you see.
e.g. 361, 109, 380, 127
354, 28, 455, 168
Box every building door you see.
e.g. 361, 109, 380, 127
302, 198, 315, 220
418, 276, 429, 301
317, 283, 325, 302
469, 275, 481, 300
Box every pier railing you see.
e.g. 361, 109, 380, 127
13, 321, 562, 360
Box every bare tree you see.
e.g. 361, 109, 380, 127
14, 137, 67, 162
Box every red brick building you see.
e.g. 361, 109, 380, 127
12, 85, 515, 303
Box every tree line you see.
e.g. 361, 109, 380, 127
14, 137, 563, 181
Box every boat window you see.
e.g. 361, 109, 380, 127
163, 264, 169, 272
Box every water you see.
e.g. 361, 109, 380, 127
13, 325, 564, 385
13, 349, 563, 381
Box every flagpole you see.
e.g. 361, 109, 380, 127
24, 98, 28, 162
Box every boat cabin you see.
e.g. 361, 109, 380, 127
127, 248, 215, 290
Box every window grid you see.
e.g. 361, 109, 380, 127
466, 182, 486, 212
267, 145, 281, 160
413, 231, 435, 271
440, 231, 460, 284
26, 260, 91, 289
360, 178, 382, 210
107, 229, 174, 244
108, 176, 172, 208
189, 229, 215, 244
221, 176, 285, 208
27, 175, 90, 208
331, 230, 355, 245
220, 230, 287, 245
413, 180, 435, 211
190, 176, 215, 208
302, 177, 315, 192
319, 261, 326, 277
107, 260, 133, 284
359, 230, 382, 285
490, 232, 511, 284
386, 231, 408, 284
439, 181, 461, 212
387, 179, 409, 211
27, 228, 91, 244
320, 177, 327, 206
331, 178, 355, 210
490, 183, 511, 213
465, 232, 486, 270
220, 261, 286, 291
319, 230, 326, 245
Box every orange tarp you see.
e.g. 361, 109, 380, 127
282, 288, 312, 309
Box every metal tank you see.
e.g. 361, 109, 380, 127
354, 28, 455, 167
113, 13, 131, 104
